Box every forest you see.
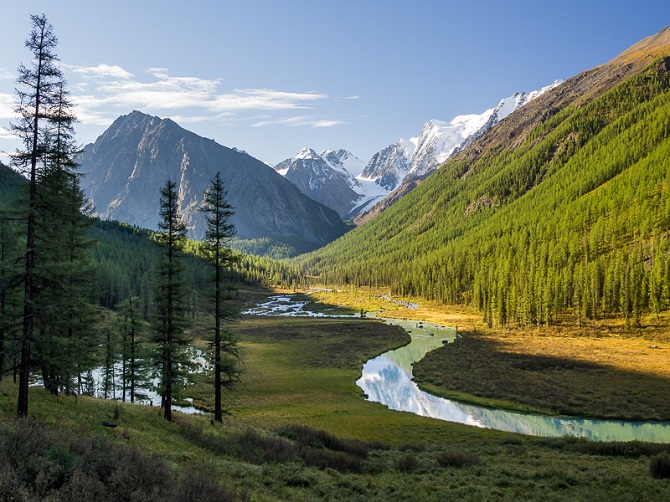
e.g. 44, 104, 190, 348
295, 61, 670, 330
2, 14, 670, 501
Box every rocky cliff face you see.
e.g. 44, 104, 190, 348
79, 111, 347, 247
273, 148, 361, 218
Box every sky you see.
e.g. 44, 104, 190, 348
0, 1, 668, 166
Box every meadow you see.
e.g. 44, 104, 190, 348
0, 289, 669, 500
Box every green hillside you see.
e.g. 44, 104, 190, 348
0, 161, 26, 197
297, 57, 670, 327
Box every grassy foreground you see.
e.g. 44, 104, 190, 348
0, 299, 669, 499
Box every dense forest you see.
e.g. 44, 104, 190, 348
296, 58, 670, 328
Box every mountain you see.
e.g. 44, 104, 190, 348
360, 83, 560, 193
273, 148, 389, 219
297, 26, 670, 326
276, 85, 559, 221
79, 111, 347, 251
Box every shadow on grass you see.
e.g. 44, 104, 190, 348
413, 333, 670, 421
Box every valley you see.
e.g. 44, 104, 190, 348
1, 10, 670, 501
1, 289, 669, 500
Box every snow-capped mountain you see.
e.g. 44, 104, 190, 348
274, 82, 560, 221
274, 148, 388, 219
362, 81, 562, 191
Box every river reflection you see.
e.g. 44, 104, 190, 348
357, 318, 670, 443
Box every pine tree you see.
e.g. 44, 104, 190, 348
30, 80, 98, 396
200, 172, 241, 422
116, 295, 151, 403
153, 180, 191, 421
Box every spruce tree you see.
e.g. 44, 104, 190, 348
31, 81, 97, 396
200, 172, 240, 422
153, 180, 191, 421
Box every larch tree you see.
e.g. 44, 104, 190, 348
32, 81, 97, 397
10, 14, 69, 417
153, 180, 191, 421
200, 172, 240, 422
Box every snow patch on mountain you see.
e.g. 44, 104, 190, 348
363, 80, 562, 190
273, 81, 561, 220
274, 148, 390, 219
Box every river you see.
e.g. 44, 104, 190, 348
248, 295, 670, 443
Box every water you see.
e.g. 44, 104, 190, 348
357, 317, 670, 443
245, 294, 670, 442
86, 347, 208, 415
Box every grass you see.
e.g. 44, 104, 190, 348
304, 287, 670, 421
1, 292, 670, 500
412, 320, 670, 421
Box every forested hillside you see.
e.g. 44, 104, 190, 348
296, 51, 670, 328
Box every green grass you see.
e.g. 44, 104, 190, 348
1, 313, 669, 500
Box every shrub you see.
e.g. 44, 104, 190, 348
395, 453, 419, 473
650, 452, 670, 479
277, 424, 370, 458
436, 451, 481, 468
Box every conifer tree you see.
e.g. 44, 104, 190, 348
10, 14, 72, 417
116, 294, 151, 403
153, 180, 191, 421
32, 81, 97, 396
200, 172, 240, 422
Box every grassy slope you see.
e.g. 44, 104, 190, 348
413, 313, 670, 420
1, 312, 669, 500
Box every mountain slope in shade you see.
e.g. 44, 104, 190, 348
79, 111, 347, 249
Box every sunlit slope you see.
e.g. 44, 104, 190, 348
297, 56, 670, 324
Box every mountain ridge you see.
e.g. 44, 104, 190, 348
274, 83, 559, 221
80, 111, 347, 252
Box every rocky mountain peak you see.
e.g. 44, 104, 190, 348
79, 112, 347, 250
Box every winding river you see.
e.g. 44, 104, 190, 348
246, 295, 670, 443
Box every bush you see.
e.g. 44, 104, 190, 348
436, 451, 481, 468
395, 453, 419, 473
650, 452, 670, 479
277, 424, 370, 458
0, 419, 237, 501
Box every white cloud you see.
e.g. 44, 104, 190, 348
69, 64, 135, 79
0, 129, 16, 140
0, 93, 15, 119
0, 69, 14, 81
210, 89, 325, 112
252, 115, 345, 128
60, 65, 330, 122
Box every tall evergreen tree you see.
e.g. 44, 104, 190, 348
116, 294, 152, 403
32, 81, 97, 396
10, 14, 68, 417
153, 180, 191, 421
200, 172, 240, 422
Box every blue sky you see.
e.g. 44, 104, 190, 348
1, 1, 668, 165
